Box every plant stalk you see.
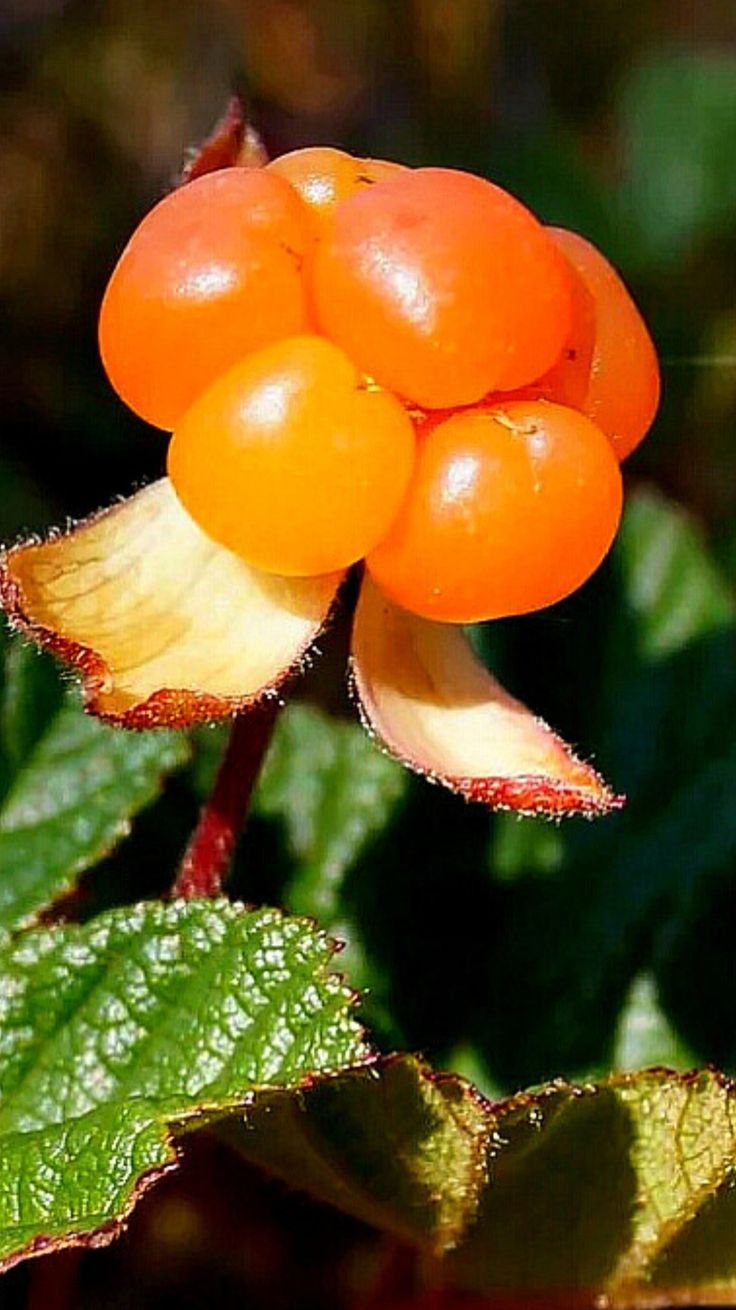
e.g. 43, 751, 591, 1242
173, 702, 279, 899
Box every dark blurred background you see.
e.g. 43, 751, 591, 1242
2, 1, 736, 1307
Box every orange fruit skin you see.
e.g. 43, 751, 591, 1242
521, 228, 660, 461
167, 335, 416, 577
267, 146, 405, 234
99, 168, 312, 431
311, 167, 572, 410
367, 400, 623, 623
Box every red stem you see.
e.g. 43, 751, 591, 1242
173, 703, 279, 899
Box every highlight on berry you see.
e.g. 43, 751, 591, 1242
98, 144, 660, 624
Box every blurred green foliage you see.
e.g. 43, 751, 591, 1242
619, 50, 736, 268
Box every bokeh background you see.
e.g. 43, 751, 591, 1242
2, 1, 736, 1306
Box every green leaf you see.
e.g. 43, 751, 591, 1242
254, 704, 408, 919
226, 1054, 489, 1254
0, 706, 188, 932
490, 812, 565, 882
611, 974, 696, 1073
598, 491, 736, 816
609, 489, 734, 663
0, 629, 188, 931
228, 1057, 736, 1306
0, 898, 366, 1269
0, 1099, 183, 1265
0, 626, 62, 797
446, 1068, 736, 1306
618, 50, 736, 266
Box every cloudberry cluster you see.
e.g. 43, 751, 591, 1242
98, 146, 659, 624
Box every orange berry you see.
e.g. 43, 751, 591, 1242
367, 400, 622, 623
99, 168, 312, 431
529, 228, 660, 460
167, 335, 416, 577
310, 167, 572, 409
267, 146, 405, 234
